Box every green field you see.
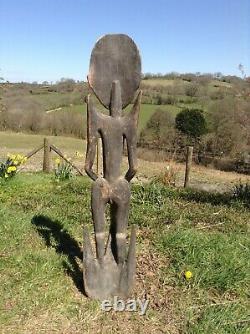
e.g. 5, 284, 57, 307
59, 103, 180, 132
0, 131, 85, 151
0, 174, 249, 333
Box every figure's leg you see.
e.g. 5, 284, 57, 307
111, 179, 130, 264
91, 178, 109, 261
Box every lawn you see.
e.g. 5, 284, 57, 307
0, 173, 249, 333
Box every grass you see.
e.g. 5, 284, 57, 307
142, 78, 182, 87
158, 228, 249, 292
0, 173, 249, 333
0, 131, 85, 151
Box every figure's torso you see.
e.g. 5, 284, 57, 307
98, 115, 124, 182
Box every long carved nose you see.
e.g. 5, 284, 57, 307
110, 80, 122, 117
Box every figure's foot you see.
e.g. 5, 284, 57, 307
116, 232, 126, 264
83, 226, 137, 300
95, 231, 105, 261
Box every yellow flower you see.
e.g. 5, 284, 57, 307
55, 158, 61, 165
13, 160, 19, 165
9, 154, 16, 161
16, 154, 23, 162
21, 157, 27, 164
7, 166, 17, 173
5, 173, 9, 178
184, 271, 193, 280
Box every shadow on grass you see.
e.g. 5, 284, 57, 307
142, 181, 238, 208
180, 189, 233, 207
180, 188, 249, 209
31, 214, 85, 295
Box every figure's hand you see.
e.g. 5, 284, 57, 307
85, 93, 100, 181
125, 167, 137, 182
84, 160, 98, 181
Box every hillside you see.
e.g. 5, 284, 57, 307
1, 74, 250, 169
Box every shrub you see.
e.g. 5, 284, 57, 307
206, 98, 249, 157
54, 158, 73, 181
140, 109, 177, 148
0, 154, 27, 180
175, 108, 207, 138
185, 83, 199, 97
153, 162, 180, 187
232, 182, 250, 207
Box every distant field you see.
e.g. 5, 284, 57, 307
142, 78, 182, 87
59, 103, 181, 131
0, 131, 85, 151
2, 78, 238, 136
142, 78, 232, 89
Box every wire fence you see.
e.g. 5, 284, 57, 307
138, 142, 250, 175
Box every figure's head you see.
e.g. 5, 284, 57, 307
88, 34, 141, 111
110, 80, 122, 117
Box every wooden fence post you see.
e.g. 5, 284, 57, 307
43, 138, 51, 173
184, 146, 193, 188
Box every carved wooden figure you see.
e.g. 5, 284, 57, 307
83, 34, 142, 300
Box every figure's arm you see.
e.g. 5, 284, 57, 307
84, 95, 99, 181
124, 90, 142, 182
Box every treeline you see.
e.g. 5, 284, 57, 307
142, 71, 250, 83
139, 97, 250, 165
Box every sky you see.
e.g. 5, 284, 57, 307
0, 0, 249, 82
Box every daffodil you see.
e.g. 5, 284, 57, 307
7, 166, 17, 173
9, 154, 16, 161
16, 154, 23, 162
184, 270, 193, 280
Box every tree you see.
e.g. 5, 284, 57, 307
140, 109, 177, 148
205, 97, 249, 157
238, 63, 246, 79
175, 108, 207, 138
185, 83, 199, 97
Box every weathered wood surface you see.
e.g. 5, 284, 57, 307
25, 144, 44, 159
84, 34, 142, 300
43, 138, 51, 173
88, 34, 141, 109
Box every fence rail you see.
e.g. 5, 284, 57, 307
20, 138, 84, 176
138, 142, 250, 175
3, 138, 249, 185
